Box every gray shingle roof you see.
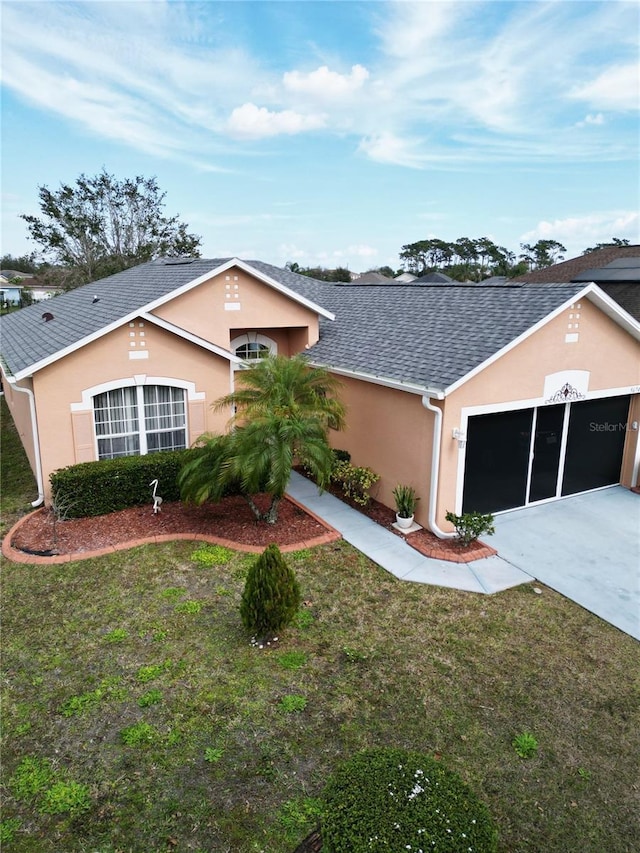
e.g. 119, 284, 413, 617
0, 259, 627, 393
0, 258, 326, 378
305, 283, 591, 391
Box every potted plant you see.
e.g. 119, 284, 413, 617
392, 484, 419, 529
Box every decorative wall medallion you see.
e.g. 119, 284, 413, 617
545, 382, 586, 404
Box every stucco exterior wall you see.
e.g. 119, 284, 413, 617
1, 377, 38, 487
436, 297, 640, 527
329, 375, 434, 528
31, 320, 233, 501
152, 270, 319, 349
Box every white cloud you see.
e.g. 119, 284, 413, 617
283, 64, 369, 99
0, 0, 637, 170
357, 132, 427, 169
570, 64, 640, 112
226, 103, 326, 139
575, 113, 605, 128
520, 212, 640, 256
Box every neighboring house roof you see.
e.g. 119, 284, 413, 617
412, 272, 454, 284
352, 272, 395, 284
305, 281, 640, 394
512, 245, 640, 283
569, 257, 640, 283
0, 258, 333, 380
514, 249, 640, 321
0, 269, 32, 280
395, 272, 417, 282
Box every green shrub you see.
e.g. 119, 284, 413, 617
445, 510, 495, 546
332, 448, 351, 465
321, 747, 498, 853
240, 544, 301, 640
50, 451, 188, 518
331, 460, 379, 506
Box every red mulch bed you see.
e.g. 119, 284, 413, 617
10, 494, 328, 557
9, 487, 495, 563
345, 493, 496, 563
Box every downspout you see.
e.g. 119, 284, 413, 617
632, 416, 640, 490
7, 378, 45, 507
422, 393, 456, 539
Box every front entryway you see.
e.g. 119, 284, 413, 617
462, 395, 631, 514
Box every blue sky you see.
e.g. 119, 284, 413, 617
1, 0, 639, 271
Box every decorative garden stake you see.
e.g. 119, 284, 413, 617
149, 479, 163, 514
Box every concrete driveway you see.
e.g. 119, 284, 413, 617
490, 486, 640, 640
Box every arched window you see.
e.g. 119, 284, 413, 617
93, 385, 187, 459
235, 341, 270, 360
231, 333, 277, 362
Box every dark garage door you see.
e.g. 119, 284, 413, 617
462, 396, 630, 515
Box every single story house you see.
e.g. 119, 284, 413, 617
1, 256, 639, 535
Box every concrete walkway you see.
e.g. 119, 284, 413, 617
490, 487, 640, 641
286, 471, 532, 594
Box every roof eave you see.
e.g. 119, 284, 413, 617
307, 360, 445, 398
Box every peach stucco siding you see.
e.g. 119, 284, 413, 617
31, 320, 233, 500
329, 375, 435, 528
153, 270, 319, 350
2, 376, 38, 487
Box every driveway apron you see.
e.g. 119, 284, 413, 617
490, 486, 640, 640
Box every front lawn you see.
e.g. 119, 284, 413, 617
1, 399, 639, 851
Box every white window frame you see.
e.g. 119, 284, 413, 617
72, 376, 204, 461
230, 333, 277, 365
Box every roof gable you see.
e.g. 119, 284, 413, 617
0, 258, 332, 380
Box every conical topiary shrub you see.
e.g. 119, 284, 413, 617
240, 544, 301, 640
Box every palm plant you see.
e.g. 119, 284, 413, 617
179, 355, 345, 523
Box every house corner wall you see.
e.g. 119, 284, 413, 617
1, 376, 38, 484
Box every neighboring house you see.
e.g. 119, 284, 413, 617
1, 256, 639, 536
514, 245, 640, 321
0, 278, 24, 305
395, 272, 417, 283
0, 270, 63, 305
412, 272, 454, 284
352, 272, 395, 284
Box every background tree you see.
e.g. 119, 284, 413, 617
519, 239, 566, 270
285, 263, 352, 282
583, 237, 631, 254
21, 169, 201, 288
0, 253, 39, 273
179, 354, 346, 523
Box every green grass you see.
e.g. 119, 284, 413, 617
1, 403, 639, 851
